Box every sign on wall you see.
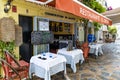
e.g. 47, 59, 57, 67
38, 18, 49, 31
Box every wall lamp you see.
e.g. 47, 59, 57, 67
4, 0, 13, 13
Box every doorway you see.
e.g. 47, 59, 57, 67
19, 15, 33, 62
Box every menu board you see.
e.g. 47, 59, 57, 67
38, 18, 49, 31
31, 31, 54, 45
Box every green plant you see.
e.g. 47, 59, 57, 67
93, 22, 102, 31
81, 0, 106, 13
108, 26, 117, 35
0, 40, 15, 71
0, 40, 15, 59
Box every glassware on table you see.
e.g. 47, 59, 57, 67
49, 54, 52, 58
42, 52, 46, 56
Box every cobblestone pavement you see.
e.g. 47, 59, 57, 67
1, 43, 120, 80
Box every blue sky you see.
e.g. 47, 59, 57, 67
106, 0, 120, 9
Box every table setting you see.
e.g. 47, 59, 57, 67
29, 52, 66, 80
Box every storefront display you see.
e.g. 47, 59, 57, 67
33, 17, 50, 55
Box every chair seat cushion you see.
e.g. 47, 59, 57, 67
11, 60, 29, 68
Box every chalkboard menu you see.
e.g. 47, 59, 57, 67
31, 31, 54, 45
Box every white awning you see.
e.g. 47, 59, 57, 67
102, 7, 120, 24
26, 0, 53, 5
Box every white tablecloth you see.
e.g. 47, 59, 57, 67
89, 44, 103, 56
57, 48, 84, 73
29, 52, 66, 80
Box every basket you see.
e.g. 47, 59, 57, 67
0, 17, 15, 42
15, 25, 23, 46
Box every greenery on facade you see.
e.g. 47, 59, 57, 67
93, 22, 102, 31
108, 26, 117, 35
81, 0, 106, 13
80, 0, 107, 41
81, 0, 106, 28
0, 40, 15, 73
0, 40, 15, 59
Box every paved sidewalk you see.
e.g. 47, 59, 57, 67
51, 43, 120, 80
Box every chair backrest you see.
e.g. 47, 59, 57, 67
81, 42, 89, 48
3, 51, 29, 79
4, 50, 20, 67
0, 58, 21, 80
81, 42, 90, 59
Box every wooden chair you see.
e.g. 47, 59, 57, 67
4, 50, 29, 68
80, 42, 90, 61
4, 51, 29, 77
0, 58, 28, 80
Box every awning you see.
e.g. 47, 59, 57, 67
102, 7, 120, 24
26, 0, 112, 25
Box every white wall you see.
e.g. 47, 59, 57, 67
78, 27, 84, 42
113, 23, 120, 39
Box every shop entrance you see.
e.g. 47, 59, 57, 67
19, 15, 33, 62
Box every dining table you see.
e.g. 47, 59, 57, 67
89, 43, 103, 57
57, 48, 84, 73
29, 52, 66, 80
